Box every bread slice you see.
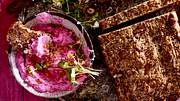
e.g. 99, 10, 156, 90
98, 11, 180, 100
7, 21, 42, 50
100, 0, 180, 30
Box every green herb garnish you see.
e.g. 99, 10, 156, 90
70, 68, 77, 84
58, 60, 69, 68
67, 52, 73, 59
76, 49, 83, 59
27, 66, 33, 74
68, 45, 73, 48
66, 69, 71, 81
58, 58, 101, 84
35, 63, 43, 71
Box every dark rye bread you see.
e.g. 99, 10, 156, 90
100, 0, 180, 30
98, 11, 180, 100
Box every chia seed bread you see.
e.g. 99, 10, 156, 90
100, 0, 180, 30
98, 11, 180, 100
7, 21, 42, 50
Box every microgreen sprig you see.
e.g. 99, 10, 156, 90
27, 66, 33, 74
35, 63, 43, 71
58, 52, 101, 84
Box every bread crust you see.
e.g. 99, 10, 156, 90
100, 0, 180, 30
98, 11, 180, 100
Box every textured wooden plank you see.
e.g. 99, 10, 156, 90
0, 24, 24, 101
98, 11, 180, 100
0, 42, 24, 101
0, 0, 23, 101
23, 90, 50, 101
100, 0, 180, 30
0, 0, 50, 101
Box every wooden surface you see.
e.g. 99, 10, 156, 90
0, 0, 50, 101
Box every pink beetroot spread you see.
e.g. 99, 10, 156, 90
15, 12, 99, 93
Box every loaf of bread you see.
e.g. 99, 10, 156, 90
100, 0, 180, 30
98, 11, 180, 100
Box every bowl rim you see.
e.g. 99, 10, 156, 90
8, 11, 95, 98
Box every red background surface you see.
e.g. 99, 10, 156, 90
0, 0, 50, 101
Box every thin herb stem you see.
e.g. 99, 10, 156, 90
66, 0, 70, 14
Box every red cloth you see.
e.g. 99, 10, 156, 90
0, 0, 49, 100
